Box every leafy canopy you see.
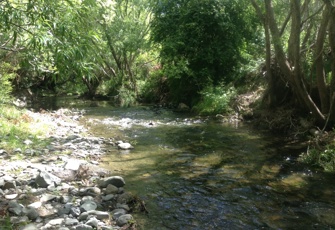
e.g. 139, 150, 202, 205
151, 0, 254, 104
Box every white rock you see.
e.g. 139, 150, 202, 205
5, 193, 18, 200
117, 142, 134, 150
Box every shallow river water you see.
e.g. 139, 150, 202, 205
42, 98, 335, 229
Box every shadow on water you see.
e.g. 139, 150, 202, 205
40, 98, 335, 229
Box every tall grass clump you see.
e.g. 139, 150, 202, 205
0, 63, 50, 153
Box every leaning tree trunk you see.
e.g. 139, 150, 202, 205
264, 0, 326, 125
314, 4, 330, 114
326, 1, 335, 125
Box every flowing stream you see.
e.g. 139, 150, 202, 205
39, 98, 335, 229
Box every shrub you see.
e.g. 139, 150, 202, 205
299, 146, 335, 172
0, 63, 16, 104
193, 85, 236, 115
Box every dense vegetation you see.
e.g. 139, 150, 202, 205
1, 0, 335, 171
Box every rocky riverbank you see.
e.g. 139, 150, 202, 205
0, 108, 139, 230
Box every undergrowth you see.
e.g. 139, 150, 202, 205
192, 85, 236, 115
299, 144, 335, 172
0, 105, 51, 155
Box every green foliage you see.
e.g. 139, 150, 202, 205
117, 85, 137, 107
0, 216, 13, 230
0, 106, 50, 154
140, 68, 167, 103
0, 63, 16, 104
151, 0, 256, 104
193, 85, 236, 115
299, 146, 335, 172
101, 0, 154, 104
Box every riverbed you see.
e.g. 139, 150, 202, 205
39, 98, 335, 229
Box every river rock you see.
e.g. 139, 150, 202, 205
116, 203, 130, 211
47, 217, 64, 225
79, 210, 110, 221
0, 109, 139, 230
5, 193, 18, 200
73, 224, 93, 230
40, 194, 57, 202
116, 214, 133, 226
80, 200, 97, 212
105, 184, 119, 194
60, 195, 73, 204
8, 200, 24, 215
28, 201, 42, 209
2, 175, 16, 189
117, 141, 134, 150
98, 176, 125, 188
58, 203, 72, 215
35, 171, 61, 188
85, 217, 99, 228
20, 223, 39, 230
64, 159, 87, 171
70, 206, 81, 217
78, 187, 101, 196
112, 209, 127, 220
102, 194, 114, 201
64, 217, 79, 226
25, 207, 39, 220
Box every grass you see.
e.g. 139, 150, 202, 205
299, 145, 335, 172
0, 105, 51, 156
0, 216, 14, 230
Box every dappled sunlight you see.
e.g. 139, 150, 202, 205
80, 106, 335, 229
269, 173, 308, 193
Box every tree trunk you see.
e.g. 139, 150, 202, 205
314, 4, 330, 113
327, 2, 335, 124
264, 0, 326, 124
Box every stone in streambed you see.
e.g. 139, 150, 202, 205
80, 200, 97, 212
35, 171, 61, 188
98, 176, 125, 188
105, 184, 118, 194
116, 214, 134, 226
117, 141, 134, 150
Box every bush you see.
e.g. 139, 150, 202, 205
299, 146, 335, 172
193, 85, 236, 115
140, 69, 169, 103
117, 85, 137, 107
0, 63, 16, 104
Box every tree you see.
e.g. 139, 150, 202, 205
0, 0, 154, 102
0, 0, 105, 96
100, 0, 153, 105
250, 0, 335, 128
151, 0, 254, 105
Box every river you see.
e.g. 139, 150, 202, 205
38, 97, 335, 229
